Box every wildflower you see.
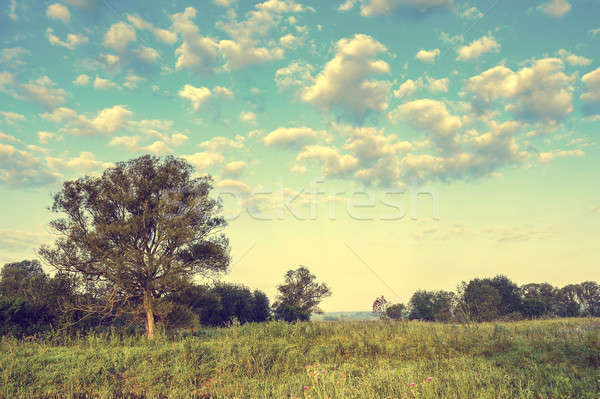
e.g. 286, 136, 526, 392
303, 386, 309, 390
426, 376, 433, 381
321, 370, 326, 374
408, 383, 416, 388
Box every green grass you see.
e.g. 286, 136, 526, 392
1, 318, 599, 398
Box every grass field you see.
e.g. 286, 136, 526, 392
1, 318, 599, 398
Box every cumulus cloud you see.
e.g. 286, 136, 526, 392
38, 131, 57, 144
263, 127, 323, 147
183, 152, 225, 171
0, 143, 61, 187
538, 0, 571, 18
537, 149, 584, 163
219, 39, 283, 70
557, 49, 591, 67
0, 111, 25, 125
275, 61, 314, 91
389, 99, 461, 153
393, 78, 422, 98
360, 0, 454, 17
47, 152, 114, 174
178, 84, 233, 110
134, 46, 160, 63
214, 0, 237, 6
73, 74, 90, 86
93, 75, 119, 90
222, 161, 247, 177
46, 3, 70, 23
464, 58, 575, 124
103, 22, 137, 52
47, 28, 88, 49
301, 34, 392, 119
295, 145, 359, 177
426, 75, 449, 93
199, 136, 245, 153
240, 111, 257, 124
41, 105, 133, 135
580, 67, 600, 116
460, 6, 482, 19
415, 48, 439, 63
0, 47, 29, 67
171, 7, 220, 73
126, 14, 177, 44
19, 76, 67, 108
456, 35, 499, 61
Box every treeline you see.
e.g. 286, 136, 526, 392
374, 275, 600, 322
0, 260, 271, 336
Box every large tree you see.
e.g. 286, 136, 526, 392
273, 266, 331, 322
39, 155, 230, 338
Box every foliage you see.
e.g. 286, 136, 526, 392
273, 266, 331, 322
39, 155, 230, 338
385, 303, 405, 320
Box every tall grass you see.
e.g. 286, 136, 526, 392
1, 318, 599, 398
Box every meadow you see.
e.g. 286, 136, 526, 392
1, 318, 599, 399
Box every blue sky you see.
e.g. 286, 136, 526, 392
1, 0, 599, 311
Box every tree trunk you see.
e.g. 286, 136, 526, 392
143, 290, 155, 339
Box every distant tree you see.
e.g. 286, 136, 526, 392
372, 296, 389, 320
520, 283, 557, 316
578, 281, 600, 316
39, 155, 230, 338
273, 266, 331, 322
556, 284, 582, 317
463, 279, 501, 322
0, 260, 47, 304
385, 303, 406, 320
521, 297, 547, 318
252, 290, 271, 322
431, 290, 455, 322
489, 275, 522, 316
408, 291, 435, 321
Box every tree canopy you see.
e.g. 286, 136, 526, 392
39, 155, 230, 338
273, 266, 331, 322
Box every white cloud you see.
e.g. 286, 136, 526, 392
295, 145, 359, 177
103, 22, 137, 52
393, 78, 423, 98
41, 105, 133, 135
240, 111, 257, 124
0, 47, 29, 67
8, 0, 17, 20
389, 99, 461, 152
263, 127, 322, 147
183, 152, 225, 171
46, 3, 70, 23
280, 33, 302, 48
38, 131, 57, 144
415, 48, 440, 63
93, 75, 119, 90
338, 0, 356, 11
219, 39, 284, 70
123, 73, 146, 90
256, 0, 312, 13
48, 152, 113, 173
538, 0, 571, 18
457, 35, 499, 61
171, 7, 219, 72
0, 143, 61, 187
460, 6, 482, 19
537, 149, 584, 163
581, 67, 600, 116
557, 49, 591, 66
0, 72, 16, 92
73, 74, 90, 86
0, 111, 25, 125
301, 34, 392, 118
109, 135, 141, 151
142, 141, 172, 155
222, 161, 247, 177
275, 61, 314, 90
126, 14, 177, 44
199, 136, 245, 153
20, 76, 67, 108
214, 0, 237, 6
464, 58, 574, 124
360, 0, 454, 17
178, 84, 233, 110
47, 28, 88, 49
426, 75, 449, 93
134, 46, 160, 63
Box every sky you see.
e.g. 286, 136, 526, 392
1, 0, 599, 311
